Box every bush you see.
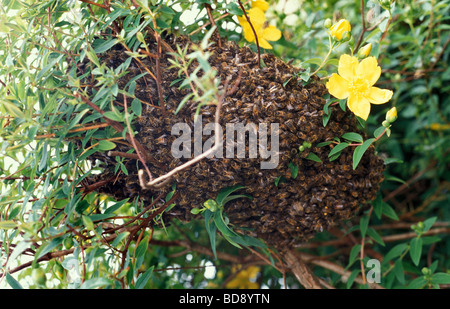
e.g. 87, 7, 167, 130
0, 0, 449, 289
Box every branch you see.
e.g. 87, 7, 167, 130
282, 249, 322, 289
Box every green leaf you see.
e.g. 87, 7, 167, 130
97, 140, 117, 151
103, 110, 123, 122
348, 244, 361, 267
35, 237, 63, 260
393, 259, 405, 284
80, 278, 112, 289
5, 272, 23, 289
431, 273, 450, 285
216, 185, 246, 206
367, 228, 385, 246
316, 141, 332, 147
346, 269, 360, 289
384, 243, 408, 262
105, 198, 129, 214
131, 98, 142, 116
373, 126, 386, 139
82, 215, 94, 231
384, 174, 406, 184
360, 214, 369, 238
226, 2, 243, 15
422, 217, 437, 233
305, 152, 322, 163
221, 194, 252, 207
382, 202, 399, 221
353, 138, 375, 170
288, 162, 298, 179
94, 39, 118, 54
342, 132, 364, 143
328, 142, 349, 158
0, 220, 18, 229
135, 266, 154, 289
409, 237, 423, 266
407, 276, 427, 289
204, 210, 217, 259
2, 101, 25, 119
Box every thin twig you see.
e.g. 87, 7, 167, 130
237, 0, 260, 66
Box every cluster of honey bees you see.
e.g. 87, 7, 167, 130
84, 34, 385, 249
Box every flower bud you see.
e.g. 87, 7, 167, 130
357, 43, 372, 58
341, 31, 351, 42
324, 18, 332, 29
382, 120, 391, 128
330, 19, 351, 41
385, 107, 397, 123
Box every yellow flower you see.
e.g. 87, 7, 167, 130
251, 0, 269, 11
330, 19, 351, 40
225, 266, 260, 289
326, 54, 393, 120
358, 43, 372, 58
385, 106, 397, 123
237, 7, 281, 49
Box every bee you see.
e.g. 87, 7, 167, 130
286, 217, 297, 226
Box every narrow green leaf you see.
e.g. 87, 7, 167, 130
216, 185, 246, 206
5, 272, 23, 289
422, 216, 437, 233
80, 277, 112, 289
393, 259, 405, 284
409, 237, 423, 266
135, 266, 154, 289
288, 162, 298, 179
348, 244, 361, 267
204, 210, 217, 259
367, 228, 385, 246
382, 202, 399, 221
346, 269, 360, 289
94, 39, 118, 54
305, 152, 322, 163
360, 214, 369, 238
342, 132, 364, 143
0, 220, 18, 229
353, 138, 375, 170
328, 142, 349, 158
105, 198, 129, 214
384, 243, 408, 262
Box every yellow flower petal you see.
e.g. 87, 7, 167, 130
338, 54, 359, 82
241, 22, 256, 42
366, 87, 393, 104
251, 0, 269, 12
258, 37, 273, 49
347, 94, 371, 120
326, 73, 350, 100
248, 7, 266, 28
358, 56, 381, 86
262, 25, 282, 42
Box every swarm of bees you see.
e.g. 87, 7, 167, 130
84, 34, 385, 249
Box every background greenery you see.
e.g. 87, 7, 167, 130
0, 0, 449, 289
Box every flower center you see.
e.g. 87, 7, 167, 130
349, 77, 370, 97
